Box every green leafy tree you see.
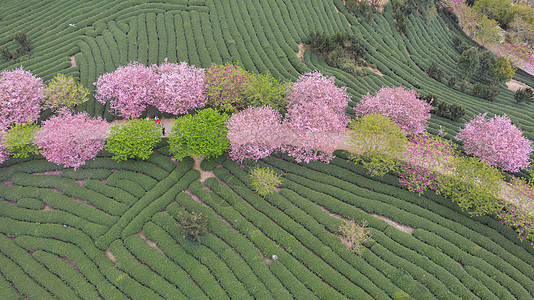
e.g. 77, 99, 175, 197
249, 166, 283, 196
243, 72, 290, 111
179, 210, 208, 242
169, 108, 229, 161
105, 119, 161, 162
490, 56, 516, 83
475, 15, 502, 46
2, 122, 40, 158
438, 156, 503, 216
514, 88, 533, 103
45, 73, 90, 112
347, 114, 407, 177
458, 47, 480, 79
473, 0, 513, 28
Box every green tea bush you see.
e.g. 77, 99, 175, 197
249, 166, 283, 196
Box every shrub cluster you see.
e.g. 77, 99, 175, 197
249, 166, 282, 196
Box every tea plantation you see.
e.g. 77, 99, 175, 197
1, 0, 534, 299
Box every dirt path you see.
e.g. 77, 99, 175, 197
506, 79, 533, 92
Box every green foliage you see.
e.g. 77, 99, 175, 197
347, 114, 407, 177
0, 46, 15, 61
105, 119, 161, 162
473, 0, 514, 28
169, 108, 229, 161
45, 73, 90, 112
458, 47, 480, 79
2, 122, 40, 158
449, 103, 466, 121
481, 83, 500, 101
13, 31, 30, 54
475, 15, 502, 46
447, 76, 456, 88
460, 78, 469, 92
338, 220, 373, 255
472, 82, 482, 96
514, 88, 533, 104
392, 0, 414, 34
438, 156, 504, 216
243, 72, 290, 111
490, 56, 516, 83
249, 166, 283, 196
179, 210, 208, 242
427, 61, 443, 82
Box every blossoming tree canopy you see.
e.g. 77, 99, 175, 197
285, 70, 350, 133
456, 113, 533, 172
0, 67, 46, 129
154, 61, 207, 115
94, 62, 159, 119
34, 109, 110, 169
354, 86, 433, 135
226, 106, 283, 162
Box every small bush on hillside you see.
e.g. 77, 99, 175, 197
427, 61, 444, 82
472, 82, 483, 96
514, 88, 533, 103
449, 103, 466, 121
13, 31, 30, 54
481, 83, 500, 101
179, 210, 208, 242
249, 166, 283, 196
490, 57, 516, 83
339, 220, 373, 255
447, 76, 456, 88
0, 46, 15, 62
460, 79, 469, 92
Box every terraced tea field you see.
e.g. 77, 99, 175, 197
1, 0, 534, 299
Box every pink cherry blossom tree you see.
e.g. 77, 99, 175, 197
355, 87, 433, 135
94, 62, 159, 119
0, 67, 46, 129
154, 60, 207, 115
226, 106, 283, 163
281, 71, 350, 163
34, 109, 110, 169
456, 113, 533, 172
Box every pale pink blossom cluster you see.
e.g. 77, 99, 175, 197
355, 87, 432, 135
226, 106, 283, 163
95, 61, 207, 119
34, 109, 110, 169
154, 60, 207, 115
0, 67, 46, 129
227, 71, 349, 163
95, 62, 159, 119
456, 114, 532, 172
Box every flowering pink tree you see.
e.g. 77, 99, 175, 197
0, 67, 46, 129
456, 114, 532, 172
94, 62, 159, 119
226, 106, 283, 162
154, 61, 207, 115
34, 109, 110, 169
281, 71, 350, 163
399, 133, 458, 195
497, 177, 534, 245
355, 87, 432, 135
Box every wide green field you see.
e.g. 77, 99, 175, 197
1, 0, 534, 299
